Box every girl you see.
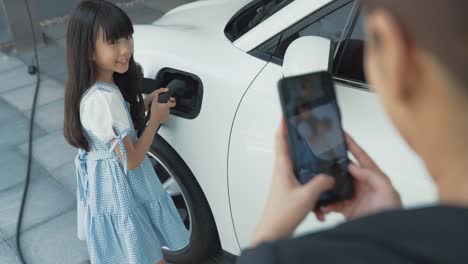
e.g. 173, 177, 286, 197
63, 1, 189, 263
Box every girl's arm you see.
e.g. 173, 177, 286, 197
114, 88, 175, 170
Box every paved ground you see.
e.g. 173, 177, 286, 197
0, 1, 236, 263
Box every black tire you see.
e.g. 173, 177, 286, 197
148, 134, 221, 264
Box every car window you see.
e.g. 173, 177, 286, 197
225, 0, 294, 42
333, 13, 366, 83
273, 1, 355, 60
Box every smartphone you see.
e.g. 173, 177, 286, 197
278, 71, 354, 207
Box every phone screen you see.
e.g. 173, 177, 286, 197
278, 71, 353, 205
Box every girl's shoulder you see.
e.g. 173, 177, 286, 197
79, 82, 131, 139
80, 82, 125, 111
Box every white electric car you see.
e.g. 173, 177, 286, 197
133, 0, 437, 262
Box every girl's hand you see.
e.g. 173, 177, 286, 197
314, 132, 402, 222
149, 88, 176, 124
250, 119, 335, 247
144, 88, 166, 111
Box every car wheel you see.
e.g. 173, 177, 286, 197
148, 134, 221, 263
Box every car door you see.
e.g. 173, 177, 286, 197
228, 0, 436, 249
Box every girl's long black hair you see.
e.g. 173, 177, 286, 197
64, 0, 145, 151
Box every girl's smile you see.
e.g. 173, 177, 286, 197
116, 58, 128, 64
116, 57, 130, 69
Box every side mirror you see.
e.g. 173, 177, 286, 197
282, 36, 332, 77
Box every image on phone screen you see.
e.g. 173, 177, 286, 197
279, 72, 353, 204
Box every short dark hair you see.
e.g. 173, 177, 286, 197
64, 0, 145, 150
360, 0, 468, 87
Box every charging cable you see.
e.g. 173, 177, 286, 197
15, 0, 41, 263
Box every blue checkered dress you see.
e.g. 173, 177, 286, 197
75, 82, 189, 264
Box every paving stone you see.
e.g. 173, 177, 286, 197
16, 46, 66, 64
7, 210, 89, 264
0, 172, 75, 239
14, 45, 66, 78
0, 98, 47, 148
0, 150, 47, 192
1, 78, 64, 111
50, 70, 67, 84
0, 67, 37, 94
22, 98, 64, 133
18, 131, 77, 172
0, 97, 21, 121
0, 53, 23, 72
0, 241, 19, 264
51, 162, 76, 194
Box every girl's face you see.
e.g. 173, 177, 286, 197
93, 27, 134, 76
